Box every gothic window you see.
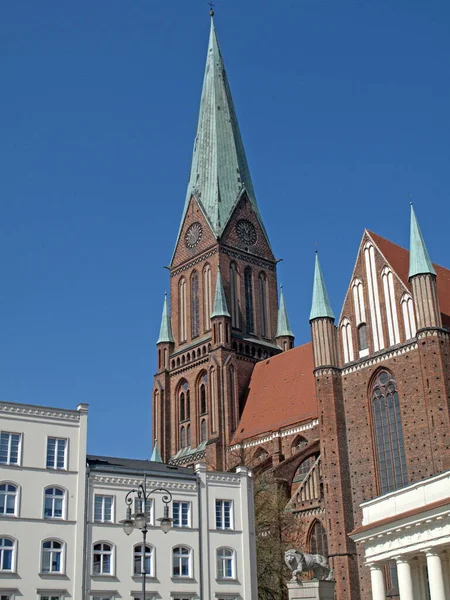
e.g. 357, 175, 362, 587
230, 262, 240, 329
309, 520, 328, 558
178, 278, 187, 343
200, 383, 207, 415
293, 456, 316, 484
254, 447, 269, 462
244, 267, 255, 333
228, 366, 236, 432
201, 419, 207, 442
381, 267, 400, 346
203, 264, 212, 331
341, 318, 354, 363
186, 424, 191, 447
401, 293, 417, 340
358, 323, 368, 353
186, 390, 191, 419
352, 278, 366, 325
180, 426, 186, 449
258, 272, 268, 337
210, 367, 217, 433
180, 393, 185, 422
191, 271, 200, 338
371, 370, 408, 494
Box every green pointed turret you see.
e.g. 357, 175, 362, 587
310, 253, 335, 321
150, 441, 163, 463
173, 17, 271, 258
408, 204, 436, 279
157, 294, 174, 344
276, 286, 294, 337
211, 269, 230, 318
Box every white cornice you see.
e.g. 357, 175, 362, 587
89, 475, 196, 491
229, 419, 319, 451
0, 402, 81, 422
341, 341, 418, 375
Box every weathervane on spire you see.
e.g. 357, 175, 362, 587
208, 0, 215, 17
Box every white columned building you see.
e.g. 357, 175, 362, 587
351, 470, 450, 600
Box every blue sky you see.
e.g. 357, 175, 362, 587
1, 0, 449, 459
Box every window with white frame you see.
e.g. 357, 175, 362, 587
40, 596, 62, 600
0, 483, 18, 516
172, 546, 192, 577
0, 432, 21, 465
41, 539, 64, 574
1, 594, 14, 600
133, 497, 153, 524
215, 500, 233, 530
173, 501, 191, 528
0, 537, 15, 571
44, 487, 65, 519
46, 437, 67, 470
133, 543, 154, 576
216, 547, 236, 579
92, 542, 113, 575
94, 495, 114, 523
91, 597, 112, 600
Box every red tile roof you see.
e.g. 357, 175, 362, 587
368, 231, 450, 326
232, 342, 317, 444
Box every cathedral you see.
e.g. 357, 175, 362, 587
152, 15, 450, 600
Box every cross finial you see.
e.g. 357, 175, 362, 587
409, 193, 413, 206
314, 241, 318, 254
208, 0, 215, 17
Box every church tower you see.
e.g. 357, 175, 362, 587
152, 16, 281, 469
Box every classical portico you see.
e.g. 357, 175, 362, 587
351, 470, 450, 600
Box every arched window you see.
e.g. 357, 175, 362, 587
259, 272, 269, 337
309, 520, 328, 558
200, 383, 207, 415
180, 392, 185, 422
92, 542, 113, 575
203, 264, 212, 331
191, 271, 200, 338
291, 437, 308, 455
180, 426, 186, 449
381, 267, 400, 346
340, 318, 354, 363
0, 537, 15, 571
244, 267, 255, 333
228, 366, 236, 432
172, 546, 192, 577
363, 244, 384, 351
217, 547, 235, 579
186, 390, 191, 419
44, 487, 65, 519
254, 447, 269, 463
201, 419, 207, 442
230, 262, 240, 329
0, 483, 18, 516
401, 293, 417, 340
371, 370, 408, 494
41, 539, 63, 574
178, 277, 187, 343
293, 456, 316, 484
358, 323, 369, 354
134, 543, 153, 576
186, 424, 191, 447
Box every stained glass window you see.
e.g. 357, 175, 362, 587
309, 520, 328, 558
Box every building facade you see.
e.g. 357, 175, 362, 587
0, 400, 258, 600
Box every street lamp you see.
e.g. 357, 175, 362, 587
120, 475, 172, 600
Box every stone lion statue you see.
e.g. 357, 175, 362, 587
284, 549, 333, 581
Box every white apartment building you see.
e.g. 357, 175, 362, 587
0, 400, 258, 600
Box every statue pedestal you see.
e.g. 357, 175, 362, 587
286, 580, 336, 600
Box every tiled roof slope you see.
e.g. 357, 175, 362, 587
368, 231, 450, 326
232, 343, 317, 444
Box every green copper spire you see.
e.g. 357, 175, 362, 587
276, 286, 294, 337
408, 204, 436, 279
157, 294, 174, 344
211, 269, 230, 318
150, 441, 163, 463
310, 252, 335, 321
174, 17, 270, 254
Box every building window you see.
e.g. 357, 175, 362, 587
186, 424, 191, 447
186, 389, 191, 419
371, 370, 408, 494
201, 419, 207, 442
309, 520, 328, 558
244, 267, 255, 333
133, 543, 153, 576
203, 264, 212, 331
217, 547, 235, 579
92, 542, 113, 575
191, 271, 200, 338
94, 495, 113, 523
358, 323, 369, 354
46, 437, 67, 470
0, 432, 21, 466
200, 382, 207, 415
41, 540, 63, 574
0, 483, 17, 516
230, 262, 240, 329
173, 501, 191, 528
91, 597, 112, 600
172, 546, 192, 577
259, 272, 269, 337
228, 366, 236, 432
293, 456, 316, 484
180, 426, 186, 449
39, 596, 61, 600
180, 392, 186, 422
0, 537, 15, 571
179, 277, 187, 343
401, 293, 417, 340
215, 500, 233, 530
44, 487, 65, 519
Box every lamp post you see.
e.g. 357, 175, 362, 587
120, 475, 172, 600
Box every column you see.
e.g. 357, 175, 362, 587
368, 563, 386, 600
396, 556, 414, 599
425, 549, 446, 600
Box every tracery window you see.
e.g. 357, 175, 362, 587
309, 520, 328, 558
191, 271, 200, 338
244, 267, 255, 333
186, 424, 191, 447
203, 264, 212, 331
230, 262, 240, 329
259, 272, 268, 337
186, 390, 191, 419
371, 370, 408, 494
291, 436, 308, 455
178, 278, 187, 343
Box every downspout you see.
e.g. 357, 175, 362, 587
197, 475, 205, 600
83, 465, 90, 600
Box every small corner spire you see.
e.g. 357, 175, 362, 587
276, 286, 294, 338
310, 252, 335, 321
211, 269, 230, 318
150, 440, 163, 463
157, 294, 175, 344
408, 204, 436, 279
